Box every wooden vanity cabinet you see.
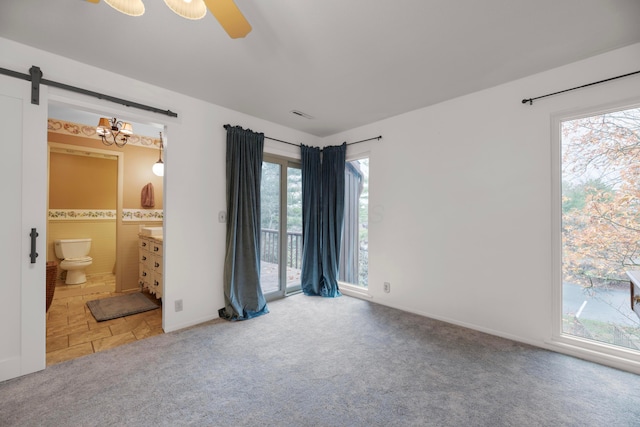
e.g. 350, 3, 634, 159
138, 235, 163, 299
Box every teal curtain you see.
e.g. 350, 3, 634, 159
219, 125, 269, 321
300, 143, 346, 297
300, 145, 322, 294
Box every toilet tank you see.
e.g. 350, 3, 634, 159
54, 238, 92, 259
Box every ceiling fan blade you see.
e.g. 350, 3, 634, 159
86, 0, 100, 3
203, 0, 252, 39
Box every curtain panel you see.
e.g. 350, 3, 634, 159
300, 143, 346, 297
300, 145, 322, 294
219, 125, 269, 320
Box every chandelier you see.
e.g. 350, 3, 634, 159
96, 117, 133, 147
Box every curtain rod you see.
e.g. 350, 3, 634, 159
223, 124, 381, 147
0, 65, 178, 118
522, 70, 640, 105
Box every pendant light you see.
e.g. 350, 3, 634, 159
152, 132, 164, 176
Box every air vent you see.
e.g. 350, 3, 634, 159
290, 110, 314, 119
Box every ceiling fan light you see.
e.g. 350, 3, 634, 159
104, 0, 145, 17
164, 0, 207, 20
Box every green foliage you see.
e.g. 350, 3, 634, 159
261, 162, 280, 230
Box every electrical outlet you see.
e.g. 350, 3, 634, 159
175, 299, 183, 312
384, 282, 391, 293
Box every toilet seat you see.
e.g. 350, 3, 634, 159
63, 256, 92, 263
60, 257, 92, 271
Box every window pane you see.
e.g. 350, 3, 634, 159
286, 166, 302, 292
340, 158, 368, 287
260, 161, 280, 294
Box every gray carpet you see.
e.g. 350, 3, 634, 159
86, 292, 160, 321
1, 294, 639, 426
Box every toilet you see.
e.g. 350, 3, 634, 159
54, 238, 93, 285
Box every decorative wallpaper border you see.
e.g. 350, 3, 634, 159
49, 209, 116, 221
49, 209, 163, 221
122, 209, 164, 222
48, 118, 160, 149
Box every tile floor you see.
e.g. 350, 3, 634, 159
46, 273, 163, 366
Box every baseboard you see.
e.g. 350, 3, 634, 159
339, 286, 372, 300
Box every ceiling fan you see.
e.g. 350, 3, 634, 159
86, 0, 252, 39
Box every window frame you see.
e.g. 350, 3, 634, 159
550, 99, 640, 374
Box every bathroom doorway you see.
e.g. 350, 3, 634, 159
47, 144, 119, 296
45, 105, 166, 365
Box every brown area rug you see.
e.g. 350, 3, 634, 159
86, 293, 160, 322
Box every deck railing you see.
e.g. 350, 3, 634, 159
261, 229, 303, 269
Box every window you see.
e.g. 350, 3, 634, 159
262, 154, 369, 294
339, 157, 369, 288
559, 106, 640, 352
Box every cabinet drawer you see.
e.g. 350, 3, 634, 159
150, 241, 163, 256
139, 249, 150, 264
153, 274, 163, 298
152, 274, 163, 289
139, 238, 150, 250
152, 255, 163, 272
139, 263, 152, 282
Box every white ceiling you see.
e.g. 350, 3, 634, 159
2, 0, 640, 137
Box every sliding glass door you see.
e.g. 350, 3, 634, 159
260, 156, 302, 299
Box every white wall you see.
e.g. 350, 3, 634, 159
0, 37, 317, 333
323, 43, 640, 363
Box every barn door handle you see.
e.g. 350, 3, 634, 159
29, 228, 39, 264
